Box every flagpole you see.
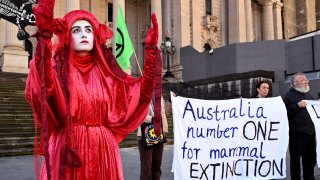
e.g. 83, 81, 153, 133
112, 2, 119, 56
133, 51, 143, 76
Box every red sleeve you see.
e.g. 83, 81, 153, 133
106, 47, 161, 143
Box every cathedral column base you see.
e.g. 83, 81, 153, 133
1, 44, 29, 74
172, 65, 183, 82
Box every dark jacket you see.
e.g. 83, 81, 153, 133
283, 87, 315, 134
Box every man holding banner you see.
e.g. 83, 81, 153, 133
283, 72, 316, 180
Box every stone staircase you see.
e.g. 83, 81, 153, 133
0, 72, 34, 156
0, 71, 174, 155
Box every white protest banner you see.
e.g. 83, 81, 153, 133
306, 100, 320, 167
171, 94, 289, 180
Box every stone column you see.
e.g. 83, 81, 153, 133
161, 0, 171, 75
252, 4, 262, 41
191, 0, 202, 51
283, 0, 297, 39
273, 1, 283, 39
151, 0, 162, 47
1, 22, 29, 73
171, 0, 185, 81
228, 0, 247, 44
0, 19, 5, 53
259, 0, 275, 40
245, 0, 254, 41
162, 0, 171, 36
67, 0, 80, 12
305, 0, 316, 32
220, 0, 228, 46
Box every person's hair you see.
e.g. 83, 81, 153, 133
256, 80, 270, 90
291, 72, 306, 86
255, 80, 271, 96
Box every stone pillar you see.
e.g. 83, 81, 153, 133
252, 4, 262, 41
171, 0, 186, 81
1, 22, 29, 73
161, 0, 171, 74
303, 0, 316, 32
228, 0, 247, 44
162, 0, 171, 36
191, 0, 202, 51
67, 0, 80, 12
273, 1, 283, 39
151, 0, 162, 47
283, 0, 297, 39
220, 0, 228, 46
245, 0, 254, 41
259, 0, 275, 40
0, 19, 5, 53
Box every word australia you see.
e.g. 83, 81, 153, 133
182, 99, 267, 121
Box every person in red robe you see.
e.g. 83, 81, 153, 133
25, 0, 161, 179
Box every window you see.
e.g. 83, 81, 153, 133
206, 0, 212, 15
108, 3, 113, 22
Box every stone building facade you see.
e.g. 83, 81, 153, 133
0, 0, 319, 80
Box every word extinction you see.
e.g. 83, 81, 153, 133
183, 99, 267, 121
189, 158, 284, 180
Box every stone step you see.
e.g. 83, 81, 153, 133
0, 88, 25, 91
0, 79, 26, 82
0, 100, 29, 105
0, 87, 25, 91
0, 118, 33, 121
0, 72, 35, 156
0, 114, 33, 119
0, 105, 32, 110
0, 110, 33, 114
119, 139, 138, 148
0, 90, 25, 93
0, 81, 25, 84
0, 101, 30, 107
0, 141, 34, 150
0, 98, 28, 102
0, 75, 27, 80
0, 136, 34, 144
0, 148, 34, 156
0, 131, 35, 138
0, 126, 34, 133
0, 84, 26, 87
0, 92, 25, 99
0, 122, 34, 128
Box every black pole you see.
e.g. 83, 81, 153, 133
167, 53, 170, 72
163, 51, 174, 78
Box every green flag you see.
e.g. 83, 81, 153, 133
115, 6, 134, 70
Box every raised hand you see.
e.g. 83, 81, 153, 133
145, 13, 159, 48
34, 0, 55, 35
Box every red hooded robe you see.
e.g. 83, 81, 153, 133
25, 6, 160, 180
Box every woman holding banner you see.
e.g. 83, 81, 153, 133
251, 80, 270, 98
25, 0, 162, 179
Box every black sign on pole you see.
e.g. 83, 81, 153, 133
0, 0, 37, 40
